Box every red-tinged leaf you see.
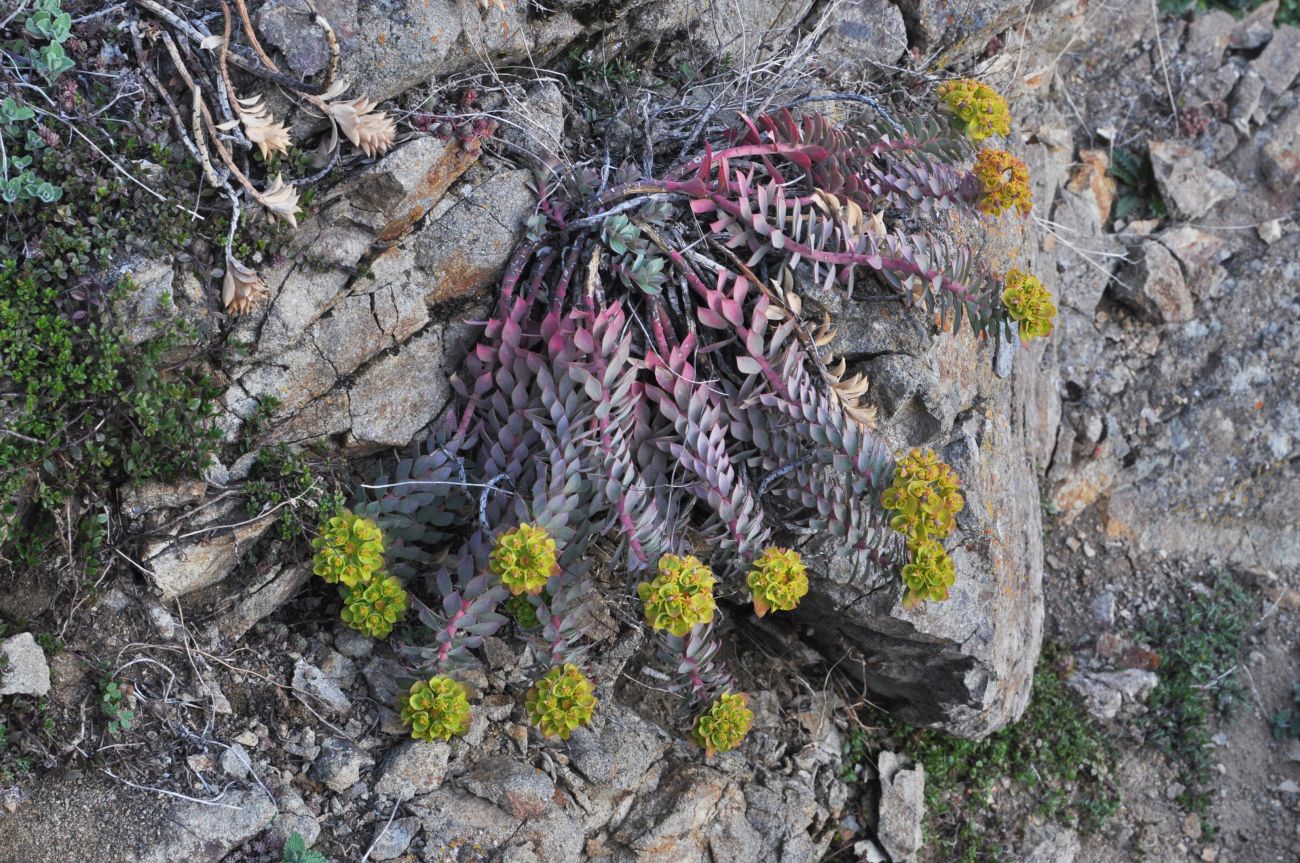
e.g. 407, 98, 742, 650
573, 327, 595, 354
721, 298, 744, 327
735, 356, 763, 375
697, 307, 728, 329
691, 199, 717, 215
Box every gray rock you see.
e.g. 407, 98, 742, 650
0, 633, 50, 697
220, 743, 252, 779
1091, 591, 1116, 629
1092, 669, 1160, 702
1112, 241, 1195, 323
140, 497, 274, 600
312, 736, 374, 793
817, 0, 908, 70
373, 740, 450, 801
877, 752, 924, 863
337, 0, 463, 103
114, 261, 208, 347
1230, 69, 1265, 134
1229, 0, 1277, 50
256, 0, 359, 78
894, 0, 1023, 62
1251, 24, 1300, 96
1066, 673, 1123, 720
1262, 105, 1300, 191
1184, 10, 1235, 68
1025, 824, 1081, 863
1147, 140, 1238, 219
368, 816, 420, 860
409, 785, 523, 854
217, 563, 311, 643
293, 658, 352, 715
345, 324, 459, 448
1156, 226, 1226, 278
138, 789, 276, 863
613, 765, 728, 862
462, 756, 557, 819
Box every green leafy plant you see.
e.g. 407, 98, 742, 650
937, 78, 1012, 141
1140, 574, 1252, 821
746, 547, 809, 616
638, 554, 717, 637
100, 679, 134, 737
281, 832, 327, 863
1109, 146, 1168, 222
340, 575, 408, 639
1272, 683, 1300, 741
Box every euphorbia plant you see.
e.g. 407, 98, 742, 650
321, 79, 1051, 749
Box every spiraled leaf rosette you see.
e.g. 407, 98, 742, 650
399, 675, 472, 741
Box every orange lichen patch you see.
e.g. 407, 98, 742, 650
1066, 149, 1117, 223
1254, 400, 1265, 410
375, 146, 480, 243
377, 32, 387, 46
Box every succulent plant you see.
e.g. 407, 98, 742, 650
311, 511, 385, 588
1001, 269, 1057, 341
638, 554, 717, 637
880, 448, 965, 544
399, 675, 472, 741
340, 573, 407, 638
973, 148, 1032, 217
746, 547, 809, 616
489, 523, 559, 596
691, 692, 754, 756
525, 663, 596, 740
506, 592, 542, 630
937, 79, 1011, 141
901, 538, 957, 607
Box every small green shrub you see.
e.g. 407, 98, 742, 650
1272, 683, 1300, 741
281, 832, 327, 863
1140, 574, 1253, 821
100, 678, 134, 738
1109, 146, 1168, 222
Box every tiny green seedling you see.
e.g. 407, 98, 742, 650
100, 679, 134, 737
281, 832, 327, 863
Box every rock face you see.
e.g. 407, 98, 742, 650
797, 214, 1048, 737
877, 752, 925, 863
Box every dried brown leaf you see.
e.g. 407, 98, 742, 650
327, 97, 396, 158
222, 257, 267, 315
260, 173, 300, 229
237, 93, 292, 160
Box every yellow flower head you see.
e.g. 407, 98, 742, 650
311, 511, 385, 588
691, 692, 754, 756
901, 538, 957, 607
972, 148, 1032, 217
937, 78, 1012, 141
746, 547, 809, 617
880, 448, 965, 544
525, 663, 597, 740
489, 523, 559, 595
638, 554, 716, 637
399, 675, 472, 741
1001, 269, 1056, 341
340, 573, 407, 639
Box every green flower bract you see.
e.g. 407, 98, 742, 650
747, 547, 809, 616
1001, 268, 1056, 341
340, 573, 407, 638
691, 692, 754, 756
901, 538, 957, 607
937, 78, 1012, 141
638, 554, 716, 637
972, 148, 1032, 217
489, 523, 558, 595
310, 510, 385, 588
525, 663, 596, 740
399, 675, 472, 741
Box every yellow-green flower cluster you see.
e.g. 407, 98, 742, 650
972, 148, 1032, 217
525, 663, 597, 740
746, 547, 809, 617
881, 449, 964, 542
489, 523, 558, 596
399, 675, 472, 741
638, 554, 716, 637
1001, 269, 1056, 341
691, 692, 754, 756
901, 538, 957, 605
340, 573, 407, 638
311, 511, 385, 588
881, 449, 964, 607
937, 78, 1011, 141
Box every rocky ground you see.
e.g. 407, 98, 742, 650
1, 0, 1299, 861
